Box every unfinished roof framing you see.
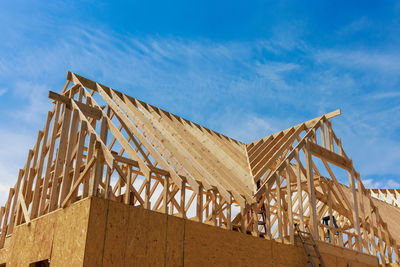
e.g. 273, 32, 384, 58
0, 72, 398, 265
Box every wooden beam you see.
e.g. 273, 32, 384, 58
308, 142, 352, 170
48, 91, 102, 120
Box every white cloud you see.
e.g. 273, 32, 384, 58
338, 17, 373, 36
362, 178, 400, 189
0, 24, 400, 202
387, 179, 400, 188
219, 115, 279, 144
363, 178, 382, 188
367, 91, 400, 100
315, 50, 400, 75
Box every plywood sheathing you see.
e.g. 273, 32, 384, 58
0, 197, 380, 266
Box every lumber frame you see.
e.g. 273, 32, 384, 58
0, 72, 398, 265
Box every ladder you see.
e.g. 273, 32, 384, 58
294, 223, 326, 267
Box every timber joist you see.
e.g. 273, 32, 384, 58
0, 72, 399, 265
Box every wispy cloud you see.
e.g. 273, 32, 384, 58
337, 16, 373, 36
366, 91, 400, 100
363, 178, 400, 189
0, 22, 400, 192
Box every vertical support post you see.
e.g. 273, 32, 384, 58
99, 116, 108, 192
211, 189, 217, 226
305, 141, 318, 238
286, 163, 294, 245
49, 105, 72, 212
252, 203, 259, 237
226, 194, 232, 230
70, 121, 87, 203
265, 183, 272, 239
180, 180, 186, 219
163, 175, 169, 214
295, 149, 304, 230
0, 189, 15, 248
328, 183, 334, 244
196, 185, 203, 222
325, 122, 331, 151
16, 150, 33, 225
240, 206, 248, 234
367, 198, 377, 256
39, 103, 61, 216
124, 166, 132, 204
84, 133, 96, 197
276, 174, 284, 243
31, 111, 53, 219
7, 170, 23, 234
348, 167, 362, 251
104, 166, 112, 199
89, 142, 103, 197
145, 172, 151, 209
320, 120, 326, 148
60, 109, 80, 203
355, 173, 369, 252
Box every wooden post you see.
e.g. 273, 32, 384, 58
49, 105, 72, 212
348, 168, 362, 251
31, 111, 53, 218
305, 141, 318, 238
39, 102, 61, 216
252, 203, 259, 237
286, 163, 294, 245
180, 180, 186, 218
197, 185, 203, 222
124, 166, 132, 204
7, 170, 24, 235
211, 189, 217, 226
71, 121, 88, 202
265, 183, 272, 239
145, 172, 151, 209
60, 109, 80, 203
84, 133, 96, 197
328, 184, 334, 244
104, 166, 112, 199
89, 142, 103, 197
163, 175, 169, 214
227, 194, 232, 230
320, 120, 326, 148
0, 189, 15, 248
295, 149, 305, 230
276, 174, 284, 242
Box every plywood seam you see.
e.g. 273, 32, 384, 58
100, 199, 110, 267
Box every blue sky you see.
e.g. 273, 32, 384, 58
0, 1, 400, 201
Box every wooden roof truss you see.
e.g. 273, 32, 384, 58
0, 72, 398, 265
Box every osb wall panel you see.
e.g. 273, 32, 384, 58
83, 197, 109, 266
124, 203, 167, 266
4, 198, 91, 266
7, 210, 58, 266
271, 240, 307, 267
317, 240, 379, 267
0, 238, 10, 264
165, 215, 185, 267
1, 197, 381, 267
184, 220, 273, 266
8, 218, 35, 266
103, 200, 130, 266
49, 198, 92, 266
84, 198, 170, 267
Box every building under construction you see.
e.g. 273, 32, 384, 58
0, 72, 399, 266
